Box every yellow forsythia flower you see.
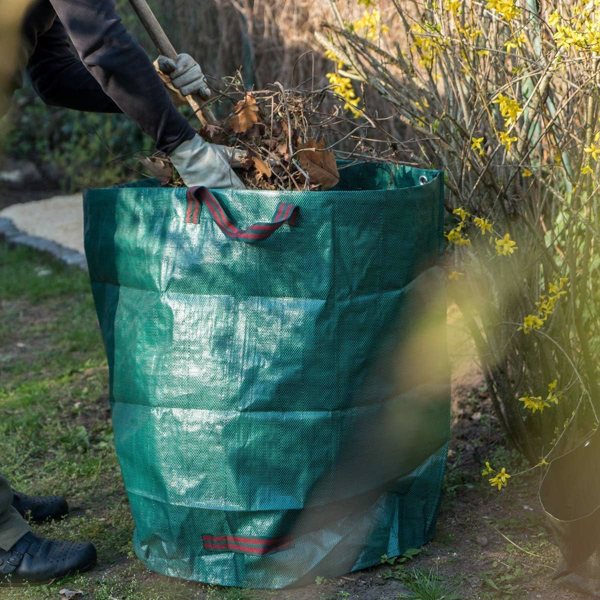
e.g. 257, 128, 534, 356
473, 217, 493, 235
494, 94, 522, 127
519, 394, 548, 413
521, 314, 544, 333
585, 143, 600, 160
445, 0, 462, 15
489, 468, 511, 490
471, 136, 485, 156
486, 0, 521, 21
520, 380, 561, 414
547, 379, 560, 405
548, 11, 560, 29
353, 9, 388, 42
581, 164, 594, 175
458, 24, 483, 42
519, 277, 568, 334
522, 168, 533, 177
411, 23, 445, 70
550, 277, 569, 293
326, 72, 363, 118
481, 461, 495, 477
453, 207, 471, 221
505, 32, 527, 51
446, 227, 471, 246
498, 131, 518, 152
495, 233, 517, 256
324, 49, 345, 70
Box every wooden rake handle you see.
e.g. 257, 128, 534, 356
127, 0, 217, 127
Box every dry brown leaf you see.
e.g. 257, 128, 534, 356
252, 156, 272, 179
200, 124, 230, 145
229, 92, 260, 134
297, 139, 339, 190
140, 155, 173, 183
276, 141, 290, 159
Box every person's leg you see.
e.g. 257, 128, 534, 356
0, 474, 30, 551
0, 474, 96, 583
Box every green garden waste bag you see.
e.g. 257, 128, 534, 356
83, 162, 450, 588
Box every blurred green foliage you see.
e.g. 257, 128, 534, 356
0, 0, 162, 192
1, 86, 153, 192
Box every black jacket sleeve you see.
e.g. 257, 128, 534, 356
27, 19, 121, 113
41, 0, 195, 154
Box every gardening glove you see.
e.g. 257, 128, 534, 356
157, 53, 211, 99
170, 134, 245, 189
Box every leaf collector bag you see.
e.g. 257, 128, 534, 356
83, 162, 451, 588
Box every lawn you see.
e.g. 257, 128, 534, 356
0, 242, 587, 600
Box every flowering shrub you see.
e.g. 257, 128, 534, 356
321, 0, 600, 468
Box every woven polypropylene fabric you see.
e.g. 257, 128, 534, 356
83, 162, 451, 588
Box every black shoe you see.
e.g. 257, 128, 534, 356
12, 492, 69, 523
0, 532, 96, 584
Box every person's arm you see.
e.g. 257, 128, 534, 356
47, 0, 195, 155
27, 19, 121, 114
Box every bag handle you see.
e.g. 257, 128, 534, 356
186, 187, 300, 243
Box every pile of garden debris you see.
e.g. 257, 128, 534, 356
142, 78, 395, 191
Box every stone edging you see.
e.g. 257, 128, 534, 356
0, 216, 87, 270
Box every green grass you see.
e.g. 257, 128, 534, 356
397, 569, 461, 600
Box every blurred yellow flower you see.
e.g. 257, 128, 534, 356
458, 24, 483, 42
474, 216, 493, 235
548, 277, 569, 296
585, 141, 600, 160
353, 9, 388, 42
471, 136, 485, 156
411, 23, 445, 70
519, 395, 548, 413
522, 168, 533, 177
486, 0, 522, 22
548, 11, 560, 29
446, 227, 471, 246
581, 164, 594, 175
453, 207, 471, 221
481, 461, 495, 477
498, 131, 518, 152
519, 277, 568, 334
448, 270, 465, 281
445, 0, 462, 15
324, 48, 345, 70
521, 314, 544, 333
547, 379, 560, 405
495, 233, 517, 255
505, 32, 527, 51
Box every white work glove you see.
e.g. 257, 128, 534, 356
170, 134, 245, 189
157, 53, 211, 99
